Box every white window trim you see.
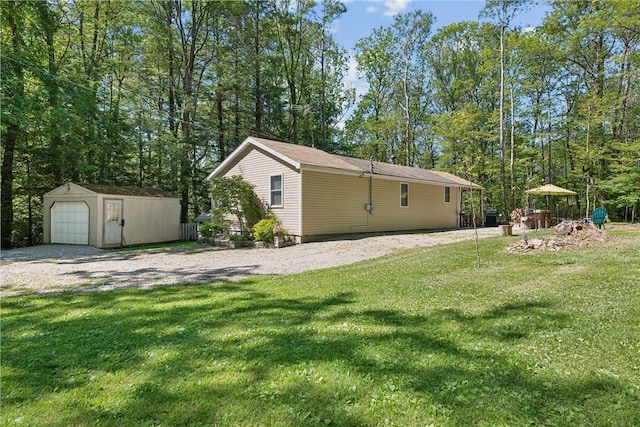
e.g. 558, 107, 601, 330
270, 174, 283, 208
400, 182, 409, 208
444, 186, 451, 204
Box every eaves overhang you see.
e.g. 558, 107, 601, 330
206, 137, 301, 180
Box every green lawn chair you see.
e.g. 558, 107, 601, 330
592, 207, 607, 229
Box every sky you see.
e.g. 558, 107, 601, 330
334, 0, 551, 51
331, 0, 552, 109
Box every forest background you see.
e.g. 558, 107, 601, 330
2, 0, 639, 249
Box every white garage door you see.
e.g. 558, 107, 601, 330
51, 202, 90, 245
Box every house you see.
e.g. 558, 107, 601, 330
43, 183, 180, 248
206, 137, 482, 243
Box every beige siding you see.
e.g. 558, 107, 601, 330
301, 170, 370, 236
301, 171, 459, 241
371, 179, 458, 230
44, 183, 180, 248
43, 186, 99, 246
115, 196, 180, 247
224, 148, 301, 235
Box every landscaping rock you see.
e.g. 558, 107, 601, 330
507, 220, 612, 253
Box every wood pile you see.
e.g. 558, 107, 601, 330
507, 220, 611, 253
510, 208, 525, 223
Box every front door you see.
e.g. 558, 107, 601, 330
103, 199, 123, 246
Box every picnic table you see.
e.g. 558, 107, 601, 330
520, 209, 553, 229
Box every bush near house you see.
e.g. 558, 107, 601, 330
208, 176, 263, 235
252, 213, 288, 243
199, 219, 231, 238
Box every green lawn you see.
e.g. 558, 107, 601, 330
2, 232, 639, 426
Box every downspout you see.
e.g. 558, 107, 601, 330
353, 159, 374, 230
458, 187, 462, 228
369, 175, 373, 212
369, 157, 374, 213
299, 168, 303, 243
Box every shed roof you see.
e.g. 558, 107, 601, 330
80, 184, 178, 198
45, 182, 179, 198
208, 136, 482, 189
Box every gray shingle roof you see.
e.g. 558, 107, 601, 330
207, 137, 482, 189
251, 137, 362, 172
249, 137, 481, 189
337, 156, 459, 186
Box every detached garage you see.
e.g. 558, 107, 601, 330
43, 183, 180, 248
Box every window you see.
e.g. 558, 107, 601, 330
270, 175, 283, 207
400, 183, 409, 207
106, 202, 120, 224
444, 186, 451, 203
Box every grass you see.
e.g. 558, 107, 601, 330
2, 231, 639, 426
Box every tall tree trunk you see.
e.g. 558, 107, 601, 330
217, 91, 225, 160
253, 7, 262, 134
320, 28, 327, 150
402, 59, 412, 166
276, 3, 305, 144
1, 2, 25, 249
498, 16, 506, 216
174, 0, 210, 222
547, 95, 552, 184
509, 85, 515, 212
1, 122, 19, 249
37, 2, 63, 184
180, 101, 191, 223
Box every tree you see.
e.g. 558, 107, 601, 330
4, 0, 639, 248
347, 25, 395, 160
542, 0, 639, 217
1, 0, 26, 248
346, 10, 433, 165
393, 10, 433, 166
274, 0, 315, 144
149, 0, 214, 222
427, 22, 500, 195
481, 0, 531, 217
208, 176, 263, 235
313, 0, 347, 150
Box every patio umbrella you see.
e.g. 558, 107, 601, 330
525, 184, 576, 196
525, 184, 577, 222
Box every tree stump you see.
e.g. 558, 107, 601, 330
498, 224, 513, 236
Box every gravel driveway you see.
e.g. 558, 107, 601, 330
1, 228, 499, 296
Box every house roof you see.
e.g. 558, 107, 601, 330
207, 136, 482, 189
336, 156, 466, 187
252, 137, 362, 172
429, 170, 480, 188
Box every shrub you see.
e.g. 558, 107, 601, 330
199, 219, 231, 237
199, 221, 215, 237
252, 214, 287, 243
208, 176, 263, 233
228, 231, 252, 241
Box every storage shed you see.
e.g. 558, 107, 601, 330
43, 183, 180, 248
